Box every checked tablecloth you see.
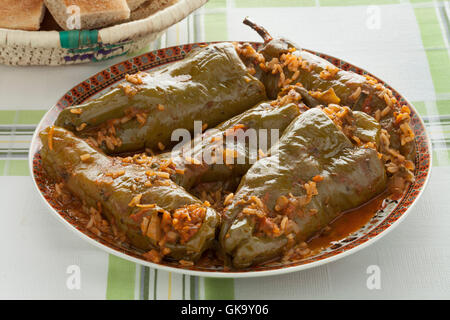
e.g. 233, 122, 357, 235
0, 0, 449, 300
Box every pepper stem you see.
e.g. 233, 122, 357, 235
243, 17, 273, 43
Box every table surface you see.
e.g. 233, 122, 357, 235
0, 0, 449, 300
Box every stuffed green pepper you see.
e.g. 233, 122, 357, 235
220, 108, 387, 269
153, 99, 306, 190
238, 19, 415, 192
40, 126, 220, 263
56, 42, 267, 154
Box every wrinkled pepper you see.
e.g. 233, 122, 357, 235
220, 108, 386, 268
56, 42, 267, 154
239, 18, 415, 162
156, 100, 305, 190
40, 126, 220, 262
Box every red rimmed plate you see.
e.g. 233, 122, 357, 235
29, 42, 432, 278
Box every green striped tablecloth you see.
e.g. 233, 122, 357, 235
0, 0, 449, 299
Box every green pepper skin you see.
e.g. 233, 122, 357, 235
40, 126, 220, 261
220, 108, 387, 269
157, 101, 304, 190
55, 43, 267, 154
353, 111, 381, 145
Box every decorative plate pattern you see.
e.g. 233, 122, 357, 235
29, 42, 432, 278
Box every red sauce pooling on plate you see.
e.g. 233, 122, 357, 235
308, 191, 387, 252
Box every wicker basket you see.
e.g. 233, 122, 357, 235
0, 0, 207, 66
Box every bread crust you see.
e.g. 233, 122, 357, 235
44, 0, 131, 30
127, 0, 148, 11
0, 0, 45, 31
130, 0, 177, 21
